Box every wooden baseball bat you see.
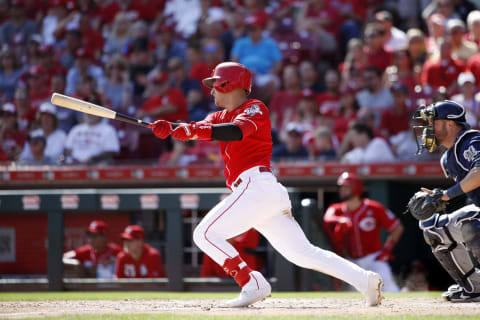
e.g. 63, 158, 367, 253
50, 93, 151, 128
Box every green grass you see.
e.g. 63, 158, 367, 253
0, 291, 441, 301
12, 315, 480, 320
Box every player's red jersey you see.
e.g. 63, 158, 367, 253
204, 99, 272, 188
323, 199, 400, 258
66, 243, 121, 268
115, 244, 166, 278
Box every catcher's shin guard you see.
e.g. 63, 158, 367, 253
421, 214, 480, 293
460, 218, 480, 263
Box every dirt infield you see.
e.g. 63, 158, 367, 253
2, 297, 480, 319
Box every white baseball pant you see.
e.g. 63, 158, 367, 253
193, 166, 372, 294
351, 252, 400, 292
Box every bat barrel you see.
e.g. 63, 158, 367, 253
115, 112, 151, 128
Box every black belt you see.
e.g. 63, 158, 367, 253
233, 166, 272, 188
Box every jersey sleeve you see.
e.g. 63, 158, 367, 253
233, 103, 270, 138
457, 133, 480, 170
115, 253, 125, 278
376, 205, 400, 232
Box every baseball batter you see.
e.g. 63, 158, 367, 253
323, 172, 404, 292
149, 62, 384, 307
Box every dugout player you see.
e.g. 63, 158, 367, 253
323, 172, 404, 292
115, 225, 166, 278
410, 100, 480, 302
149, 62, 384, 307
63, 220, 121, 278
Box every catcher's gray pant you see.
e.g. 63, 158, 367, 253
193, 166, 374, 294
420, 204, 480, 293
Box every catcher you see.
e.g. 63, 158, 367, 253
407, 100, 480, 302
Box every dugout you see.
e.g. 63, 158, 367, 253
0, 162, 454, 292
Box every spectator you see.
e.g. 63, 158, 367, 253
332, 85, 360, 142
0, 48, 27, 103
102, 12, 131, 60
425, 13, 446, 58
385, 49, 418, 92
221, 5, 247, 60
64, 99, 120, 165
420, 38, 465, 94
299, 60, 324, 93
138, 70, 188, 123
0, 102, 26, 161
0, 0, 37, 48
363, 23, 393, 72
19, 102, 67, 163
127, 37, 154, 102
269, 64, 302, 131
446, 19, 478, 62
57, 29, 82, 70
307, 126, 337, 161
466, 10, 480, 48
422, 0, 461, 24
50, 72, 77, 132
65, 47, 105, 96
341, 122, 394, 164
166, 56, 206, 122
153, 22, 187, 69
37, 44, 67, 84
451, 72, 480, 128
187, 41, 212, 88
375, 10, 408, 53
341, 38, 367, 91
379, 83, 412, 138
159, 139, 221, 166
63, 220, 121, 279
41, 0, 72, 46
231, 13, 282, 102
317, 69, 341, 116
356, 66, 394, 125
116, 225, 166, 278
13, 85, 35, 131
18, 130, 54, 165
406, 28, 428, 67
295, 88, 329, 133
26, 65, 51, 110
271, 122, 309, 162
100, 54, 133, 112
323, 172, 404, 292
200, 229, 263, 278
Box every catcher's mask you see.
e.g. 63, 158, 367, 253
411, 100, 470, 154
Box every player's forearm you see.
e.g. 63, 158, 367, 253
445, 167, 480, 200
386, 223, 404, 244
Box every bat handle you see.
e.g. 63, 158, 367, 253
115, 112, 151, 128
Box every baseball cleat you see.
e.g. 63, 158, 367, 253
446, 288, 480, 303
442, 284, 462, 301
225, 271, 271, 308
364, 271, 384, 307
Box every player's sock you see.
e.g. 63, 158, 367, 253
222, 255, 253, 287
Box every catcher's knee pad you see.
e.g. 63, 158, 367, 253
420, 213, 480, 292
461, 218, 480, 262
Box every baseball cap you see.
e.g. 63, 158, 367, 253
447, 19, 466, 33
150, 70, 168, 83
28, 129, 46, 142
87, 220, 109, 235
458, 72, 476, 86
245, 14, 265, 28
121, 225, 145, 240
300, 88, 315, 99
286, 122, 304, 135
429, 13, 445, 26
1, 102, 16, 114
375, 10, 393, 22
28, 65, 46, 77
39, 102, 57, 115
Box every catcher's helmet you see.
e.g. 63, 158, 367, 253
412, 100, 470, 154
202, 62, 252, 94
337, 172, 363, 196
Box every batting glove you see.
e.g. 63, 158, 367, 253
376, 239, 396, 262
148, 120, 173, 139
171, 121, 212, 141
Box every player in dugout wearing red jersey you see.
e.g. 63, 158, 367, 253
323, 172, 404, 292
115, 225, 166, 278
63, 220, 121, 278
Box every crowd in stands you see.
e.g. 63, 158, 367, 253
1, 0, 480, 166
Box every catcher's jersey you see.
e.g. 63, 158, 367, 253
324, 199, 400, 258
204, 99, 272, 188
441, 129, 480, 206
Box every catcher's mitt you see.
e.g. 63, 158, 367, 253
405, 188, 447, 220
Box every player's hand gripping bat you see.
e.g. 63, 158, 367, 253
50, 93, 151, 127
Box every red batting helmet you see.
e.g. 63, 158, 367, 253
337, 172, 364, 196
202, 62, 252, 94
